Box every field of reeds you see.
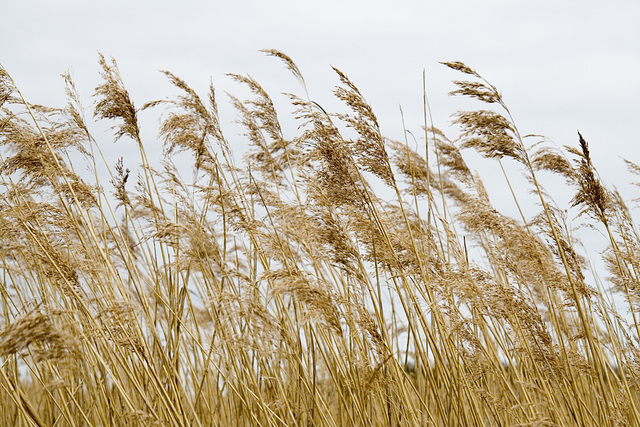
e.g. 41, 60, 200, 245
1, 50, 639, 426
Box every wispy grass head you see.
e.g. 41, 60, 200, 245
94, 53, 140, 143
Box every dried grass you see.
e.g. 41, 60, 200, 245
0, 52, 638, 426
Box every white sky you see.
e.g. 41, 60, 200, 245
2, 0, 639, 208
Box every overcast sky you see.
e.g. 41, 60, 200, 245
2, 0, 639, 210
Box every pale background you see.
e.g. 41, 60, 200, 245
1, 0, 639, 211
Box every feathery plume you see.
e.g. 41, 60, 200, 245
94, 53, 140, 143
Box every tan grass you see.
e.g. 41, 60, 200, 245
0, 51, 638, 426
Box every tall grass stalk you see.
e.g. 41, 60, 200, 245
0, 53, 638, 426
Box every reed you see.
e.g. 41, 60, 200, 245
0, 52, 638, 426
